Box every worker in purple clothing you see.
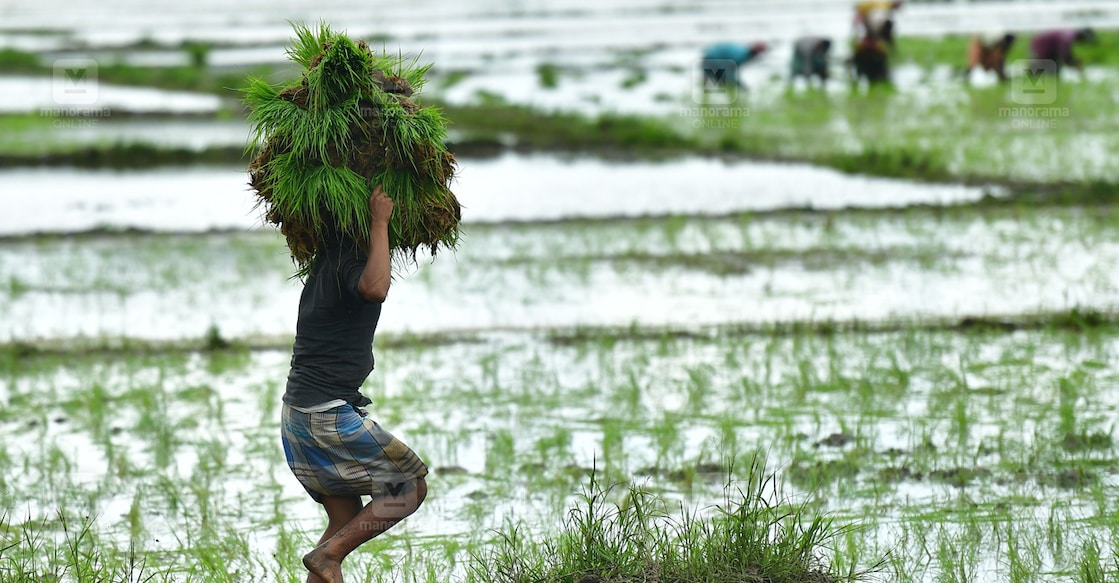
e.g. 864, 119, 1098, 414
1030, 28, 1096, 76
700, 42, 769, 90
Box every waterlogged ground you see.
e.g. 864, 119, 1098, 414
2, 173, 1119, 581
2, 1, 1119, 582
3, 297, 1119, 582
0, 157, 996, 235
1, 202, 1118, 340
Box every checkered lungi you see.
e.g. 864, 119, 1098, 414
281, 403, 428, 503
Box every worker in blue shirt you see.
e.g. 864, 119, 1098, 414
700, 42, 769, 89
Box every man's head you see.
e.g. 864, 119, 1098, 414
1075, 28, 1097, 44
817, 38, 833, 53
1002, 33, 1017, 49
751, 41, 769, 56
891, 1, 904, 10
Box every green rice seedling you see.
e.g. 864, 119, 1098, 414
535, 63, 560, 89
244, 22, 461, 275
0, 510, 161, 583
486, 429, 517, 478
1076, 539, 1107, 583
1003, 524, 1040, 583
183, 41, 211, 69
469, 457, 873, 583
620, 69, 646, 89
0, 48, 40, 72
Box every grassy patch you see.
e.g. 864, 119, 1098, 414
0, 48, 41, 73
536, 62, 561, 89
472, 460, 874, 583
442, 102, 694, 154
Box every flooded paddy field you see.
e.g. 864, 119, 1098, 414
2, 0, 1119, 582
4, 0, 1119, 183
4, 299, 1119, 582
3, 170, 1119, 581
0, 179, 1113, 342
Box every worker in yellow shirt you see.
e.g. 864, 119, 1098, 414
854, 1, 902, 49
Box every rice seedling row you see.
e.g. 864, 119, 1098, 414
3, 320, 1119, 581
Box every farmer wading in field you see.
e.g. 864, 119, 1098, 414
280, 186, 428, 583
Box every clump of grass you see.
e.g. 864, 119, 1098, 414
183, 41, 212, 69
823, 147, 952, 181
470, 457, 874, 583
244, 22, 461, 275
536, 63, 560, 89
0, 511, 157, 582
0, 48, 40, 73
620, 69, 647, 89
203, 323, 230, 351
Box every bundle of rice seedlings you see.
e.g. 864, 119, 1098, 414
244, 22, 460, 275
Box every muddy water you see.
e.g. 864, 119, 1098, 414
0, 156, 1010, 342
0, 156, 997, 235
0, 76, 223, 115
3, 1, 1116, 54
0, 161, 1111, 343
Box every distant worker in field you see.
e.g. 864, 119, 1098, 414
1029, 28, 1097, 77
789, 37, 833, 88
850, 36, 891, 85
700, 42, 769, 91
964, 31, 1016, 83
854, 1, 903, 50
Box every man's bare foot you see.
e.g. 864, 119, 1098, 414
303, 545, 344, 583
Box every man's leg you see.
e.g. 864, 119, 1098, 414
303, 478, 429, 583
305, 496, 363, 583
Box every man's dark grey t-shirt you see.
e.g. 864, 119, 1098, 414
283, 241, 381, 408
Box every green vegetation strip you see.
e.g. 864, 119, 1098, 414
2, 308, 1113, 362
0, 46, 287, 96
0, 463, 866, 583
0, 143, 249, 168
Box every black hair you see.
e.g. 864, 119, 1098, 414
1076, 28, 1097, 43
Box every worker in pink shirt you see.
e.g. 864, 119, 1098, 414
1029, 28, 1096, 77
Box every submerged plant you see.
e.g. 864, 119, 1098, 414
244, 22, 461, 275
